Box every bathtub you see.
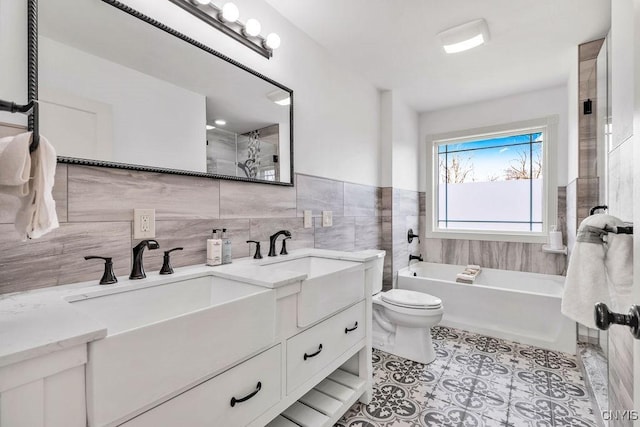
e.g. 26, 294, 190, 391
397, 262, 576, 354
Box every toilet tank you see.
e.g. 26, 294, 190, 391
364, 252, 385, 294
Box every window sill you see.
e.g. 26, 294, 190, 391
425, 229, 549, 244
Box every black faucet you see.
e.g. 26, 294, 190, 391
130, 239, 160, 279
409, 254, 423, 263
160, 247, 183, 275
268, 230, 291, 257
84, 256, 118, 285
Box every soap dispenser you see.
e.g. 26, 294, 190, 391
221, 228, 232, 264
207, 229, 222, 266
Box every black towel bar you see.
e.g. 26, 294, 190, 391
0, 99, 39, 153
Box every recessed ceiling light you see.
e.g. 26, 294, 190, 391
438, 19, 490, 54
266, 89, 290, 106
206, 125, 216, 130
214, 119, 226, 125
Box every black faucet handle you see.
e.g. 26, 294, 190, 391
84, 256, 118, 285
280, 236, 291, 255
146, 239, 160, 250
246, 240, 263, 259
160, 247, 183, 275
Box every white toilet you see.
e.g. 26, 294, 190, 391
368, 259, 443, 364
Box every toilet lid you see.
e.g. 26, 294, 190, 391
381, 289, 442, 309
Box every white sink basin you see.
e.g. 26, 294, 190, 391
69, 275, 276, 427
261, 256, 365, 327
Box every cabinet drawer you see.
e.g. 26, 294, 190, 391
286, 301, 365, 394
122, 345, 281, 427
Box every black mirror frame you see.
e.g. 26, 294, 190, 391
29, 0, 294, 186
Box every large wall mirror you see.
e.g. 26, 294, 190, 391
37, 0, 293, 185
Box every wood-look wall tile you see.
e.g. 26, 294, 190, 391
529, 244, 566, 275
442, 239, 469, 265
0, 222, 131, 294
419, 192, 426, 216
249, 217, 314, 254
579, 59, 597, 100
579, 39, 604, 61
424, 238, 443, 263
381, 188, 392, 216
576, 177, 600, 225
68, 166, 220, 221
469, 240, 531, 272
138, 219, 252, 272
383, 256, 393, 291
296, 174, 344, 217
355, 217, 382, 251
344, 183, 380, 217
566, 179, 578, 252
393, 188, 419, 218
381, 216, 392, 247
0, 164, 68, 224
608, 326, 634, 424
578, 137, 597, 177
220, 180, 296, 219
313, 217, 355, 251
556, 186, 567, 242
608, 140, 634, 222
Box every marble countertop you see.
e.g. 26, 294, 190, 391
0, 248, 384, 368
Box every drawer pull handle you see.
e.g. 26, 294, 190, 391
304, 344, 323, 360
230, 381, 262, 407
345, 321, 358, 334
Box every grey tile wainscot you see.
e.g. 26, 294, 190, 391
296, 174, 344, 217
68, 166, 220, 221
354, 217, 382, 251
344, 182, 381, 217
313, 216, 355, 251
249, 217, 314, 253
0, 222, 131, 294
220, 180, 296, 218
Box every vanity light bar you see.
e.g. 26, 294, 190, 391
168, 0, 279, 59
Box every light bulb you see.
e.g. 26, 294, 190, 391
214, 119, 226, 126
245, 18, 261, 37
206, 125, 215, 130
220, 2, 239, 22
265, 33, 281, 49
194, 0, 210, 4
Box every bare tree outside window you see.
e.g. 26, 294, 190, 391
439, 154, 474, 183
504, 149, 542, 180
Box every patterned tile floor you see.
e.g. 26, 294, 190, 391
336, 326, 596, 427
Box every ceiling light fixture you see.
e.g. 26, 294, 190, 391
169, 0, 280, 59
206, 124, 216, 130
438, 18, 490, 54
214, 119, 227, 125
266, 89, 291, 106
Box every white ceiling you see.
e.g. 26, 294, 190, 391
265, 0, 611, 112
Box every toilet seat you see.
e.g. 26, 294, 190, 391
380, 289, 442, 309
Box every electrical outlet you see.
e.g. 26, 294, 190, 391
303, 210, 312, 228
134, 209, 155, 239
322, 210, 333, 227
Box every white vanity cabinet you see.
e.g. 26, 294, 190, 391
0, 345, 87, 427
286, 301, 365, 394
121, 345, 282, 427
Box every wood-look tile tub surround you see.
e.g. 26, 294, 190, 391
0, 166, 384, 294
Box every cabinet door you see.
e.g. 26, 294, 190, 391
122, 345, 281, 427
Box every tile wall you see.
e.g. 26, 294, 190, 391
418, 190, 568, 276
0, 165, 384, 295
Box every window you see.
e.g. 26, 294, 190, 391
429, 117, 557, 241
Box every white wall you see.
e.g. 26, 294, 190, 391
121, 0, 381, 186
379, 90, 420, 190
40, 37, 207, 172
392, 95, 420, 191
0, 0, 27, 126
419, 85, 569, 192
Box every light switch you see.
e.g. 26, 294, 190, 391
303, 210, 312, 228
322, 210, 333, 227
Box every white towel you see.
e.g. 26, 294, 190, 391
10, 133, 59, 240
0, 132, 32, 197
561, 214, 631, 328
